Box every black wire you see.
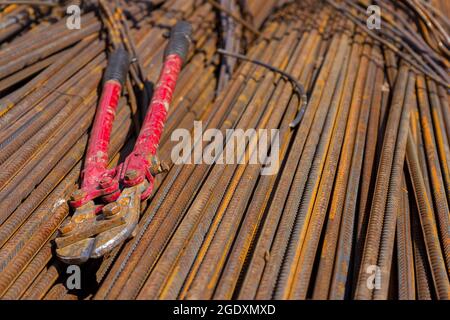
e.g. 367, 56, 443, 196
217, 48, 308, 128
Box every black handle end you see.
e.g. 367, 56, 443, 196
103, 47, 130, 87
164, 21, 192, 63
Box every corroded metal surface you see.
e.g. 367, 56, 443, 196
0, 0, 448, 300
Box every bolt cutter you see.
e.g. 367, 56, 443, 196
55, 21, 192, 264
